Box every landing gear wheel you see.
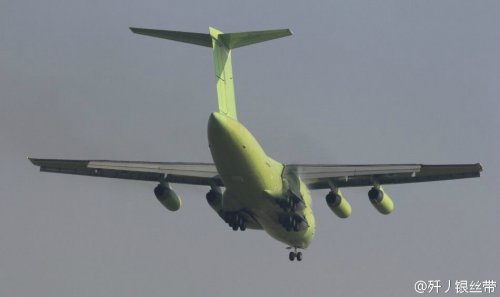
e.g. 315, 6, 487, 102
296, 252, 302, 261
226, 212, 247, 231
289, 251, 296, 261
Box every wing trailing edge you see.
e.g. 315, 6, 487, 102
285, 163, 482, 189
28, 157, 223, 186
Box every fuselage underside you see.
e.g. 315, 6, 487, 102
207, 112, 315, 249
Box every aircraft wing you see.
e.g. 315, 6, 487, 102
285, 163, 482, 190
29, 158, 223, 186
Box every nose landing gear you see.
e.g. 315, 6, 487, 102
287, 247, 303, 261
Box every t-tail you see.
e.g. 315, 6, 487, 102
130, 26, 293, 120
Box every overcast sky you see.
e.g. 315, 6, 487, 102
1, 1, 499, 296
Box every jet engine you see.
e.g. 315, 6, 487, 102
154, 183, 181, 211
325, 189, 352, 218
206, 189, 223, 213
368, 186, 394, 214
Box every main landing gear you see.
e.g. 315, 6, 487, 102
224, 212, 246, 231
278, 192, 305, 212
285, 216, 300, 232
287, 247, 303, 261
280, 214, 307, 232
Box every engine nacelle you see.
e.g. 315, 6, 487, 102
154, 184, 181, 211
206, 189, 223, 212
325, 189, 352, 218
368, 186, 394, 215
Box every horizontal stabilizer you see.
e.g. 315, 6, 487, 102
218, 28, 293, 49
130, 26, 293, 120
130, 27, 292, 49
130, 27, 212, 47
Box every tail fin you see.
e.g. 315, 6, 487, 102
130, 27, 292, 119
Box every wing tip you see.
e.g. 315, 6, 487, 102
27, 156, 39, 166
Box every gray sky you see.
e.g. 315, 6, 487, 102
1, 1, 499, 296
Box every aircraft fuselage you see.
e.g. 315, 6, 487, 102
207, 112, 316, 249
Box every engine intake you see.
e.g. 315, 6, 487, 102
368, 186, 394, 215
325, 189, 351, 218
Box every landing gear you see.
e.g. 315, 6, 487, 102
225, 212, 246, 231
288, 248, 303, 262
281, 214, 305, 232
278, 194, 305, 212
286, 196, 298, 211
292, 218, 299, 232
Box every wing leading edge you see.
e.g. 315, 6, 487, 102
286, 163, 483, 189
29, 158, 482, 190
28, 158, 223, 187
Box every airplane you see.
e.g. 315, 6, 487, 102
29, 26, 482, 261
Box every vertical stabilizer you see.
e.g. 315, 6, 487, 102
209, 27, 237, 119
130, 27, 293, 120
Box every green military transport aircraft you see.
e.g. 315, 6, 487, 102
30, 27, 482, 261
